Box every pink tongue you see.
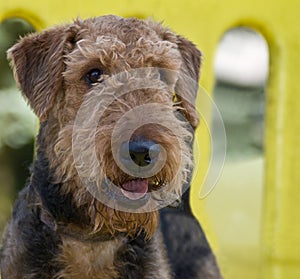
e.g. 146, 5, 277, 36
121, 179, 148, 200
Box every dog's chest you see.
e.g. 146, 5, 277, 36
55, 237, 123, 279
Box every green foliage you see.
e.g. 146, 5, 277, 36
0, 87, 36, 149
0, 18, 36, 149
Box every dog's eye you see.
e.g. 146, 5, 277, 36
85, 68, 104, 85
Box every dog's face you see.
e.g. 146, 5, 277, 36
8, 15, 201, 238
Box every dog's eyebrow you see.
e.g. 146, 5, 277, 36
1, 16, 222, 279
76, 37, 127, 54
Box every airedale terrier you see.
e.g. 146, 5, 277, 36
1, 15, 222, 279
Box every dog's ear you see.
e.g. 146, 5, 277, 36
149, 20, 202, 129
7, 25, 77, 121
175, 36, 201, 129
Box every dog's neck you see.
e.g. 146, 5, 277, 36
28, 136, 115, 242
30, 132, 150, 244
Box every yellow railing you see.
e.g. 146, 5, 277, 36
1, 1, 300, 278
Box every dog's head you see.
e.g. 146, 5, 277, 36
8, 15, 202, 238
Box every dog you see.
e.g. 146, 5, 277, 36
0, 15, 222, 279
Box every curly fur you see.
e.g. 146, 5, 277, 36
1, 15, 222, 279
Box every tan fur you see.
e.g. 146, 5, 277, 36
19, 16, 199, 240
56, 231, 172, 279
2, 15, 204, 278
55, 237, 122, 279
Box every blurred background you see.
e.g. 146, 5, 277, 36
0, 1, 299, 278
0, 18, 36, 234
0, 17, 267, 278
207, 28, 268, 277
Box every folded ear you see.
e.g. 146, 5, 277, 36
7, 25, 77, 121
175, 35, 201, 129
148, 21, 202, 129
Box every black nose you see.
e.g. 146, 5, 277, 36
120, 138, 160, 167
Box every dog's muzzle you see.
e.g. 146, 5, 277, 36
120, 138, 161, 168
118, 137, 163, 200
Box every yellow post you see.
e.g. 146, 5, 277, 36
1, 1, 300, 278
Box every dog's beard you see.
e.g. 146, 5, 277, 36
50, 90, 194, 238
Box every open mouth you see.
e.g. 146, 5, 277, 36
96, 176, 170, 211
121, 179, 149, 200
120, 178, 166, 200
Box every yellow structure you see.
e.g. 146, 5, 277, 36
1, 1, 300, 278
